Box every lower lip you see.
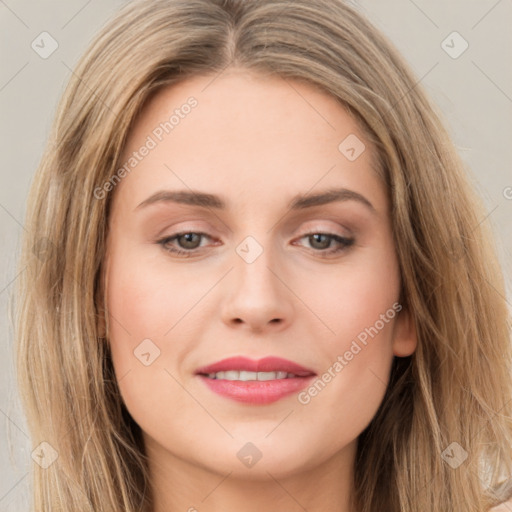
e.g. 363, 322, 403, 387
198, 375, 315, 404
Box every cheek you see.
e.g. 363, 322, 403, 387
305, 243, 401, 344
106, 242, 214, 339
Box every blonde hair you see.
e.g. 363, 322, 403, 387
15, 0, 512, 510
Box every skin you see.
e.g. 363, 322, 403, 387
102, 68, 417, 512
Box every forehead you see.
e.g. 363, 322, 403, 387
112, 69, 386, 215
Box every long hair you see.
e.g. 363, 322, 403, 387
15, 0, 512, 510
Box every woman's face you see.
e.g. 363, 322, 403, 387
103, 69, 416, 481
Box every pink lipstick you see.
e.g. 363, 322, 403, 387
195, 356, 316, 404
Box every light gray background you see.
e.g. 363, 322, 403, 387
1, 1, 511, 509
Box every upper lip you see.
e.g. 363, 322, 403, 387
195, 356, 316, 377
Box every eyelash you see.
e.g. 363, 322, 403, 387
156, 231, 355, 258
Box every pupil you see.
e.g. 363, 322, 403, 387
311, 234, 330, 249
180, 233, 200, 249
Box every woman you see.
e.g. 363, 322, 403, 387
15, 0, 512, 510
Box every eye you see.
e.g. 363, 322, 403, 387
294, 232, 355, 256
156, 231, 355, 258
157, 232, 214, 257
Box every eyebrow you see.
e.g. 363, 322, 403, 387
135, 187, 376, 214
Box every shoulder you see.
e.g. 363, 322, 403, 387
489, 479, 512, 511
490, 498, 512, 511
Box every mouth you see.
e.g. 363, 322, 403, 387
195, 356, 316, 405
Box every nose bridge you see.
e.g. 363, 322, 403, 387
230, 206, 278, 282
234, 233, 281, 299
220, 232, 293, 330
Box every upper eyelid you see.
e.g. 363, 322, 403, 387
161, 228, 349, 239
160, 219, 352, 238
151, 209, 358, 233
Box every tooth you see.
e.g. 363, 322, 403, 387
239, 371, 258, 381
208, 370, 295, 381
257, 371, 276, 381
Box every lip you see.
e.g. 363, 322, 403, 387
196, 356, 315, 376
196, 356, 316, 405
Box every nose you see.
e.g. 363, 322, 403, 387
220, 243, 294, 334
